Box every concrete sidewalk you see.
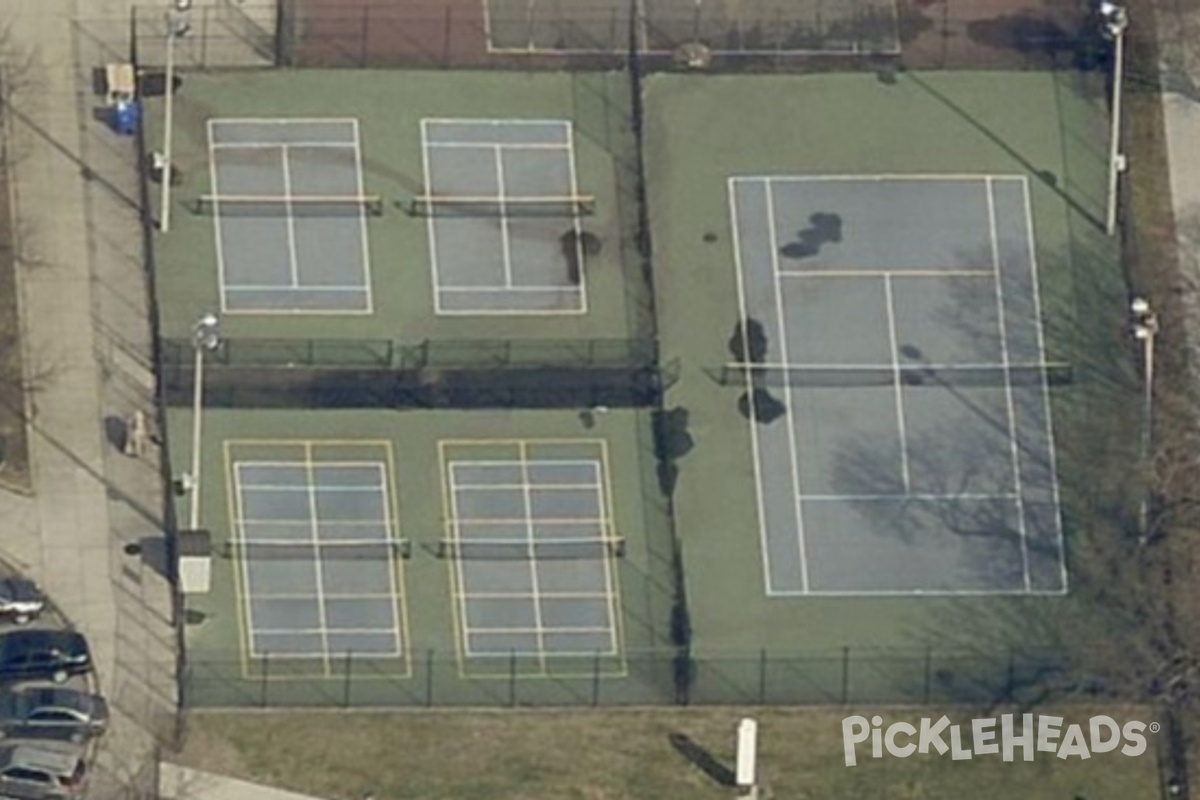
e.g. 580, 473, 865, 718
160, 764, 331, 800
1, 0, 177, 797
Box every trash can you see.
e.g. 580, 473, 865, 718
110, 99, 141, 136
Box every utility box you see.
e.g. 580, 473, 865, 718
177, 529, 212, 594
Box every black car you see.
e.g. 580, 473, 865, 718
0, 632, 91, 684
0, 578, 46, 626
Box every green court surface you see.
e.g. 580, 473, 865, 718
642, 71, 1131, 699
172, 406, 679, 707
145, 69, 644, 346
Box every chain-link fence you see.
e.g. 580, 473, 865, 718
179, 646, 1071, 709
121, 0, 1104, 73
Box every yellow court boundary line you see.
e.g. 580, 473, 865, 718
440, 437, 628, 680
225, 438, 413, 682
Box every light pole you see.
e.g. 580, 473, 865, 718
1100, 1, 1128, 236
159, 0, 192, 233
187, 314, 220, 531
1131, 297, 1158, 537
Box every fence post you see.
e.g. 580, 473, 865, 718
591, 651, 601, 706
840, 646, 850, 704
425, 649, 434, 707
757, 648, 767, 704
342, 651, 353, 707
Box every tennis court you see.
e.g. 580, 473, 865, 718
227, 440, 408, 675
729, 175, 1066, 597
419, 119, 591, 315
207, 118, 374, 314
440, 439, 624, 677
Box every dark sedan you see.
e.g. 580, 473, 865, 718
0, 632, 91, 684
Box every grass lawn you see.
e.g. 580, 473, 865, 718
178, 706, 1162, 800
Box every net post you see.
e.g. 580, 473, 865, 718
840, 646, 850, 704
342, 650, 353, 707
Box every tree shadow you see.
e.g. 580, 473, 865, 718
667, 732, 736, 787
779, 212, 843, 260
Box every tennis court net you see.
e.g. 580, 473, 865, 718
193, 194, 385, 217
436, 536, 625, 560
223, 539, 411, 560
408, 194, 595, 218
720, 362, 1073, 389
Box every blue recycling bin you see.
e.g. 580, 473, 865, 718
111, 99, 141, 136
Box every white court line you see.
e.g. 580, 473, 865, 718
457, 591, 615, 601
280, 146, 301, 289
370, 459, 405, 656
882, 274, 911, 491
302, 446, 332, 670
1020, 177, 1068, 592
223, 283, 372, 292
210, 142, 359, 150
437, 285, 585, 293
987, 178, 1032, 593
460, 625, 615, 635
495, 145, 514, 288
733, 173, 1004, 184
351, 118, 375, 315
518, 443, 548, 671
210, 116, 360, 125
799, 492, 1019, 502
728, 178, 777, 595
766, 587, 1070, 598
207, 120, 232, 315
565, 120, 589, 314
257, 592, 398, 601
592, 452, 619, 657
453, 483, 602, 491
777, 269, 994, 278
456, 517, 608, 526
424, 141, 572, 151
434, 298, 588, 318
765, 179, 811, 593
452, 459, 600, 469
739, 360, 1059, 372
231, 464, 262, 655
420, 119, 445, 315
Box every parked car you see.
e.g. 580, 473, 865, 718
0, 740, 86, 799
0, 632, 90, 684
0, 579, 45, 626
0, 687, 107, 742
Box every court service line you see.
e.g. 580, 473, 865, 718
1021, 177, 1069, 592
799, 492, 1019, 501
209, 141, 358, 150
206, 121, 233, 314
420, 121, 447, 315
438, 285, 586, 293
423, 141, 572, 151
519, 441, 548, 671
565, 120, 590, 314
228, 454, 256, 671
280, 146, 301, 289
439, 442, 471, 679
727, 179, 778, 595
777, 269, 994, 278
765, 179, 811, 593
986, 178, 1032, 592
302, 443, 333, 674
592, 445, 621, 657
225, 283, 371, 292
371, 457, 406, 657
351, 118, 375, 315
495, 146, 514, 288
882, 274, 911, 491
